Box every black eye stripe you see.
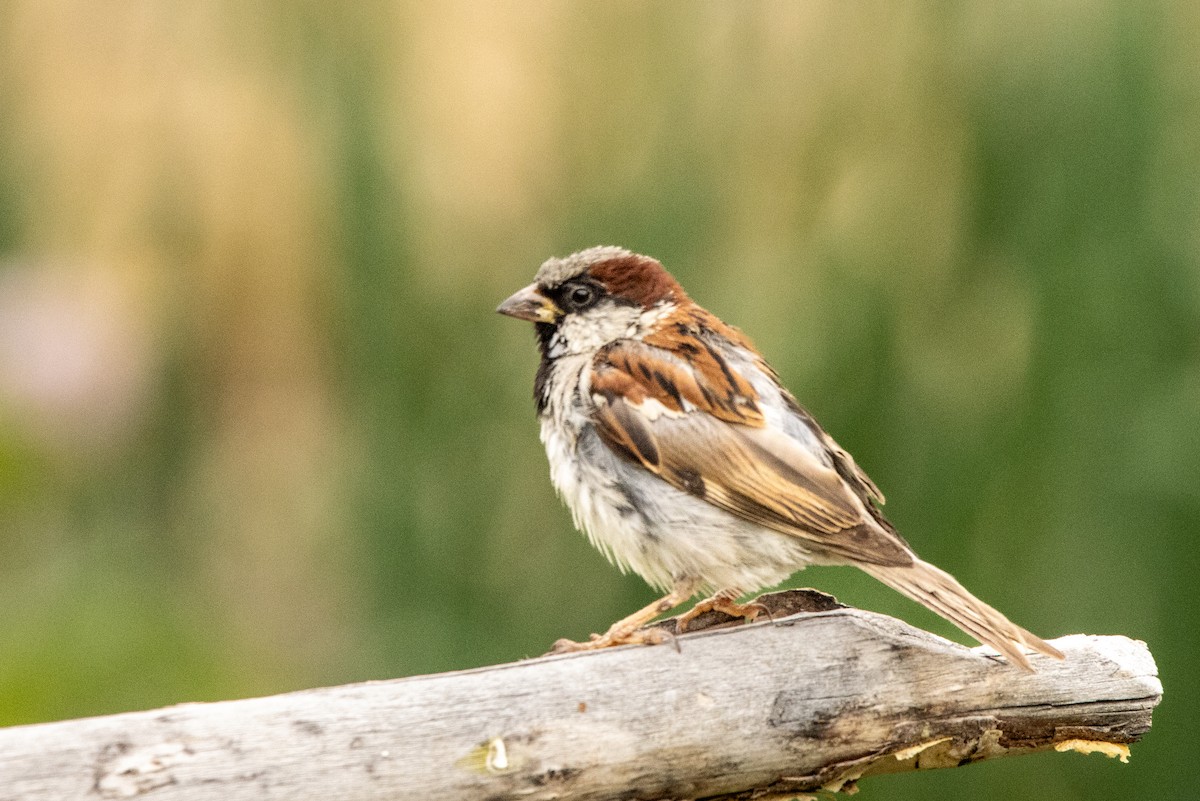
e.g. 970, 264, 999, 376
556, 280, 604, 310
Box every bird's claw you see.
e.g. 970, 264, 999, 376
677, 596, 769, 633
550, 626, 676, 654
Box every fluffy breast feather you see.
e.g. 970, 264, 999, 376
537, 351, 819, 593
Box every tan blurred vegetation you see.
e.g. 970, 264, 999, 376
0, 2, 1196, 798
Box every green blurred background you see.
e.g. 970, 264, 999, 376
0, 1, 1193, 797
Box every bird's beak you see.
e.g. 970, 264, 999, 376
496, 283, 561, 323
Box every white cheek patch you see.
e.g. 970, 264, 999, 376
549, 300, 677, 357
553, 304, 641, 355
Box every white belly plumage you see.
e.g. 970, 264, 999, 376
538, 355, 815, 594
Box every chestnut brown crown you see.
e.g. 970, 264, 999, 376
534, 246, 685, 310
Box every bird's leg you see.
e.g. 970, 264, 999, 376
676, 588, 768, 632
551, 578, 699, 653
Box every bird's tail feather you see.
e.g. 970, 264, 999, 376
860, 558, 1064, 672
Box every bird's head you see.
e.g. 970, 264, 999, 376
496, 246, 685, 358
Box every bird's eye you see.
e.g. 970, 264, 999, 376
568, 285, 595, 308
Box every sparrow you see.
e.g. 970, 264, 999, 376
497, 246, 1063, 671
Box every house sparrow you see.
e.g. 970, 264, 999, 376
498, 246, 1063, 671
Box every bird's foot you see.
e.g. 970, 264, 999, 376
546, 579, 699, 655
551, 625, 674, 654
677, 593, 769, 633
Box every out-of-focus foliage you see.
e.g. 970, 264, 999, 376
0, 2, 1193, 797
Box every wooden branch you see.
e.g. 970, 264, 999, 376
0, 590, 1160, 801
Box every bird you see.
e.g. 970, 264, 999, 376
497, 246, 1063, 671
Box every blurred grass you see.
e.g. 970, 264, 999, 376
0, 1, 1195, 798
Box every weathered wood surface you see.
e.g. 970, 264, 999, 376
0, 590, 1161, 801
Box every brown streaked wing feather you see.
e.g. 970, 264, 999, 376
589, 341, 913, 567
822, 434, 885, 507
594, 394, 660, 468
663, 417, 911, 566
759, 364, 888, 511
754, 365, 902, 546
591, 338, 764, 426
640, 308, 766, 425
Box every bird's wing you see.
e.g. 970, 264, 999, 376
589, 339, 912, 567
747, 356, 888, 510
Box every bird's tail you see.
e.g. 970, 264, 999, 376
860, 558, 1064, 672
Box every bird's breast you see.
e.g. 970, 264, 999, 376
537, 356, 648, 574
536, 357, 816, 593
